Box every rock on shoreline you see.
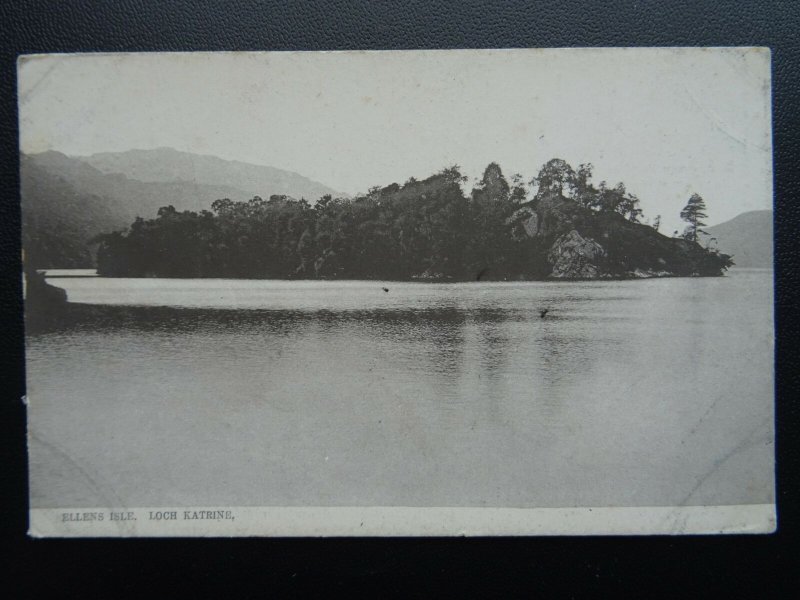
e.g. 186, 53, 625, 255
514, 192, 732, 280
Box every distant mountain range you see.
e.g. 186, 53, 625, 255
81, 147, 343, 204
21, 148, 343, 268
702, 210, 773, 268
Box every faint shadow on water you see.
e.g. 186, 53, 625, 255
29, 299, 587, 360
26, 301, 597, 424
28, 302, 550, 335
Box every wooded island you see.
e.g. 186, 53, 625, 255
91, 158, 733, 280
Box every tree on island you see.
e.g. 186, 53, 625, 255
533, 158, 576, 198
651, 215, 661, 232
680, 193, 709, 243
540, 160, 642, 223
468, 162, 525, 277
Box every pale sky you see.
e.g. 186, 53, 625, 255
18, 48, 772, 233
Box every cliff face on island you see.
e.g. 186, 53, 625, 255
509, 192, 733, 279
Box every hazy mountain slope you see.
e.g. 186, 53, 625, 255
21, 156, 123, 268
22, 149, 345, 268
702, 210, 773, 268
26, 151, 255, 222
23, 151, 261, 267
82, 147, 344, 202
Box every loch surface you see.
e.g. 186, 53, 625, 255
26, 269, 774, 508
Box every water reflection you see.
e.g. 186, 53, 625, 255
28, 301, 605, 425
25, 272, 775, 508
29, 301, 605, 376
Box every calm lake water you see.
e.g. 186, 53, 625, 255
26, 270, 774, 509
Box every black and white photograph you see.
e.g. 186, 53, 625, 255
19, 48, 774, 536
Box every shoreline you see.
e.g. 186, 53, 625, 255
39, 270, 741, 284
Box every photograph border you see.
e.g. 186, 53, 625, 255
1, 0, 797, 594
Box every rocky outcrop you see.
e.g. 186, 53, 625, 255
413, 268, 447, 280
24, 268, 68, 330
512, 192, 733, 279
535, 192, 582, 238
627, 268, 674, 278
24, 269, 67, 306
506, 207, 539, 240
547, 230, 607, 279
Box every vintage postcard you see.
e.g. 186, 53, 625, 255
20, 48, 774, 536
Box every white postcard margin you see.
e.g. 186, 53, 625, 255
29, 504, 776, 537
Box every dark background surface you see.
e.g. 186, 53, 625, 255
1, 0, 797, 595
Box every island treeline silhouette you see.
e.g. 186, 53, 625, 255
89, 159, 733, 280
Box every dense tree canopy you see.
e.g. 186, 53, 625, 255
91, 159, 728, 280
96, 167, 486, 279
